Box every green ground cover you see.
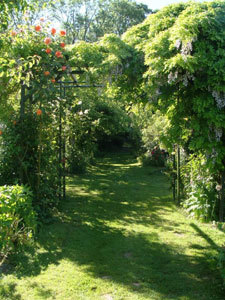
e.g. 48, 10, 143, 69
0, 153, 224, 300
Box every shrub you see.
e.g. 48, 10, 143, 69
181, 155, 218, 222
0, 113, 59, 220
139, 147, 168, 167
66, 97, 142, 174
0, 185, 36, 258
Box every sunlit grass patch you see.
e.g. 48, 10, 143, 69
0, 153, 224, 300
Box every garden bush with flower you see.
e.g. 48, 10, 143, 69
139, 146, 168, 167
0, 18, 141, 221
0, 20, 69, 220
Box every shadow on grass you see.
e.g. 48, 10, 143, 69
29, 282, 54, 299
7, 153, 224, 299
190, 223, 219, 249
0, 283, 21, 300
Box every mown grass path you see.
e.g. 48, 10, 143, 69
1, 153, 225, 300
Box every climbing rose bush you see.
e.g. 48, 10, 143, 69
0, 21, 68, 220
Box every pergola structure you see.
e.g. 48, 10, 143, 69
20, 66, 103, 202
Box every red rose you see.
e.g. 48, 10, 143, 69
60, 30, 66, 36
55, 51, 62, 58
11, 30, 17, 37
35, 25, 41, 32
60, 42, 66, 48
51, 28, 56, 35
44, 37, 51, 45
46, 48, 51, 54
36, 109, 42, 116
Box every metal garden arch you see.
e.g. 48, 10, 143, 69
20, 68, 102, 202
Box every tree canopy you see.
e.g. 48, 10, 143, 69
40, 0, 151, 42
0, 0, 29, 29
124, 1, 225, 171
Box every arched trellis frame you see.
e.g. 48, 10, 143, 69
57, 79, 103, 201
20, 71, 103, 203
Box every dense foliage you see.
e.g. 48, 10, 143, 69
123, 1, 225, 221
1, 1, 225, 223
181, 154, 219, 221
0, 16, 143, 221
0, 0, 28, 29
1, 0, 225, 289
0, 184, 36, 258
63, 92, 141, 174
0, 22, 69, 218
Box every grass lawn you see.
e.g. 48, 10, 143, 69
0, 152, 224, 300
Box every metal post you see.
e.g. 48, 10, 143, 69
219, 170, 225, 222
19, 84, 26, 184
63, 87, 66, 200
20, 84, 26, 120
63, 139, 66, 200
58, 83, 63, 201
29, 92, 33, 113
56, 81, 103, 201
177, 145, 181, 206
172, 145, 176, 202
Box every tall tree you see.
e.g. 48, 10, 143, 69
92, 0, 151, 38
8, 0, 57, 28
0, 0, 28, 30
50, 0, 151, 43
51, 0, 99, 43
